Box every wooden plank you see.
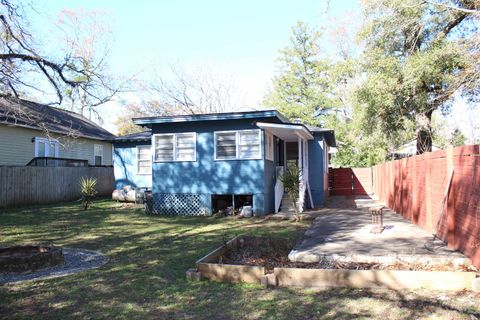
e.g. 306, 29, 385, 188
0, 166, 113, 210
274, 268, 476, 291
198, 263, 265, 284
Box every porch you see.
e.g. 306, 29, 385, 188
257, 122, 315, 216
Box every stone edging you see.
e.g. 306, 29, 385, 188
0, 248, 108, 285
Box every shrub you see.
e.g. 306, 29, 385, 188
80, 177, 98, 210
279, 164, 301, 221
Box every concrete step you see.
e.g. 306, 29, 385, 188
281, 204, 296, 210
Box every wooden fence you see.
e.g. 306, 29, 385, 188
373, 145, 480, 268
329, 168, 373, 196
0, 166, 114, 209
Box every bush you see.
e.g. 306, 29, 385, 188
279, 164, 301, 221
80, 177, 98, 210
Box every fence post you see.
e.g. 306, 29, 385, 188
446, 146, 456, 249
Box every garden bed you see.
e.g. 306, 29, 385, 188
191, 236, 479, 291
217, 236, 476, 273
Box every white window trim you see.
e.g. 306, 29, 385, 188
152, 132, 197, 162
214, 129, 262, 161
265, 132, 274, 161
323, 138, 328, 173
136, 145, 152, 175
34, 137, 59, 158
94, 144, 104, 166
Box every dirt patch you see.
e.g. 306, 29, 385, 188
218, 237, 477, 273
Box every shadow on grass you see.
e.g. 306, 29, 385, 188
0, 199, 478, 319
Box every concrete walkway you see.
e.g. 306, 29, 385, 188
289, 196, 469, 265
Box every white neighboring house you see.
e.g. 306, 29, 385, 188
0, 97, 115, 166
389, 139, 441, 160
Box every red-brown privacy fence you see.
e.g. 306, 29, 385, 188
328, 168, 373, 196
372, 145, 480, 268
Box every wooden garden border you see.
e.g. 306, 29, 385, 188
188, 236, 479, 291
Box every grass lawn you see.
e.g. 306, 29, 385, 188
0, 199, 479, 319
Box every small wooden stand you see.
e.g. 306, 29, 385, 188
369, 206, 385, 233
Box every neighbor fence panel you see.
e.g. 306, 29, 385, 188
0, 166, 114, 209
373, 145, 480, 268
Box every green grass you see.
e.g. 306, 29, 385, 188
0, 199, 479, 319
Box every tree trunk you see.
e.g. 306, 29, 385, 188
416, 111, 433, 155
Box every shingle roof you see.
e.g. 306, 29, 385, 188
114, 130, 151, 142
0, 97, 115, 140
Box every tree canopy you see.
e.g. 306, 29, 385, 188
264, 1, 479, 167
0, 1, 120, 120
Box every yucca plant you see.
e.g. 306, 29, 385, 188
80, 177, 98, 210
279, 164, 301, 221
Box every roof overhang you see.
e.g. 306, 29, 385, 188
256, 122, 313, 141
132, 110, 289, 127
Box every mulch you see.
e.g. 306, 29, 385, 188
218, 239, 478, 273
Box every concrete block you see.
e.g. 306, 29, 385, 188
186, 268, 201, 281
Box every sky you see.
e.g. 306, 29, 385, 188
30, 0, 359, 132
28, 0, 479, 142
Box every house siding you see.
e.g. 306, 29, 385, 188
308, 132, 327, 207
113, 141, 152, 189
0, 125, 113, 166
150, 119, 269, 216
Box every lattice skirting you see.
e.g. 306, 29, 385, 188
146, 193, 207, 216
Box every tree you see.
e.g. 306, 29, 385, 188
115, 66, 238, 135
114, 100, 179, 135
449, 128, 467, 146
150, 65, 235, 115
57, 8, 124, 122
357, 0, 479, 154
0, 1, 119, 113
263, 21, 337, 125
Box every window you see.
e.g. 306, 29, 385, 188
94, 144, 104, 166
265, 132, 274, 161
214, 130, 261, 160
153, 133, 196, 162
137, 146, 152, 174
34, 137, 59, 158
215, 132, 237, 159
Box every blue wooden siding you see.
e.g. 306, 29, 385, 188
151, 119, 269, 216
308, 132, 327, 207
113, 141, 152, 189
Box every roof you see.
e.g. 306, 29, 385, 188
305, 125, 336, 147
127, 109, 336, 146
132, 109, 289, 127
113, 130, 151, 142
256, 122, 314, 141
0, 97, 115, 141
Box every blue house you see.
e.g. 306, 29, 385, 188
113, 110, 335, 216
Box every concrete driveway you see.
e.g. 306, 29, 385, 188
289, 196, 469, 265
